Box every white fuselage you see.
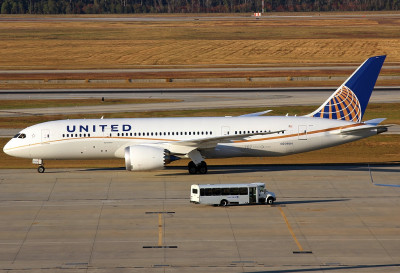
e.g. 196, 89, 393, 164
3, 116, 377, 160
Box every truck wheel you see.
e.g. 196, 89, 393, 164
266, 197, 274, 205
220, 200, 228, 207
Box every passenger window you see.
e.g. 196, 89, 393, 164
212, 188, 221, 196
192, 188, 198, 194
239, 188, 248, 195
222, 188, 230, 195
230, 188, 239, 195
204, 188, 212, 196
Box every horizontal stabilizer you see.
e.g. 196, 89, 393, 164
364, 118, 386, 126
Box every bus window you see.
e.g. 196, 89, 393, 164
230, 188, 239, 195
239, 187, 248, 195
192, 188, 198, 194
200, 188, 205, 196
205, 188, 212, 196
222, 188, 230, 195
212, 188, 221, 196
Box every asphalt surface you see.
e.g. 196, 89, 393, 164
0, 164, 399, 272
1, 13, 400, 22
1, 87, 400, 118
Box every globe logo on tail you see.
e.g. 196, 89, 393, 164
313, 86, 362, 122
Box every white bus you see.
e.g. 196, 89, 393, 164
190, 183, 276, 206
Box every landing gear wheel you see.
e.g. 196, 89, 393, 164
37, 165, 45, 173
197, 161, 208, 174
188, 161, 197, 174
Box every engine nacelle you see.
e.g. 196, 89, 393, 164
124, 145, 179, 171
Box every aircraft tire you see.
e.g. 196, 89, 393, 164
37, 166, 45, 173
188, 161, 197, 174
197, 161, 208, 174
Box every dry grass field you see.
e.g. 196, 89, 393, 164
1, 14, 400, 70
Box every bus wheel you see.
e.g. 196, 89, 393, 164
266, 197, 274, 205
198, 161, 207, 174
188, 161, 197, 174
220, 200, 228, 207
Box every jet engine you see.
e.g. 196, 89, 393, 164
124, 145, 179, 171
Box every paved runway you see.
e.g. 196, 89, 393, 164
1, 13, 400, 22
1, 88, 400, 117
0, 165, 399, 272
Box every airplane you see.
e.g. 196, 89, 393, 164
3, 55, 388, 174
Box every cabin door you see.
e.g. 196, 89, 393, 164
298, 125, 307, 140
221, 126, 230, 136
41, 129, 50, 143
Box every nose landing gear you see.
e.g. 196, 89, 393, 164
37, 165, 45, 173
33, 159, 45, 173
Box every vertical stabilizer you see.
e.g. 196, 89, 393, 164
307, 55, 386, 122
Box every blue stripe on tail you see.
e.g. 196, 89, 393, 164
308, 55, 386, 122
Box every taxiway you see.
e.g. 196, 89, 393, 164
0, 165, 399, 272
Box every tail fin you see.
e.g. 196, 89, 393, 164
307, 55, 386, 122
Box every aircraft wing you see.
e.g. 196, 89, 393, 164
239, 110, 272, 117
165, 130, 285, 154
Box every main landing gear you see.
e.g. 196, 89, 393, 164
188, 161, 208, 175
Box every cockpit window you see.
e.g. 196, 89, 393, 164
13, 133, 26, 139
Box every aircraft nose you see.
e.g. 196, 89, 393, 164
3, 139, 15, 156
